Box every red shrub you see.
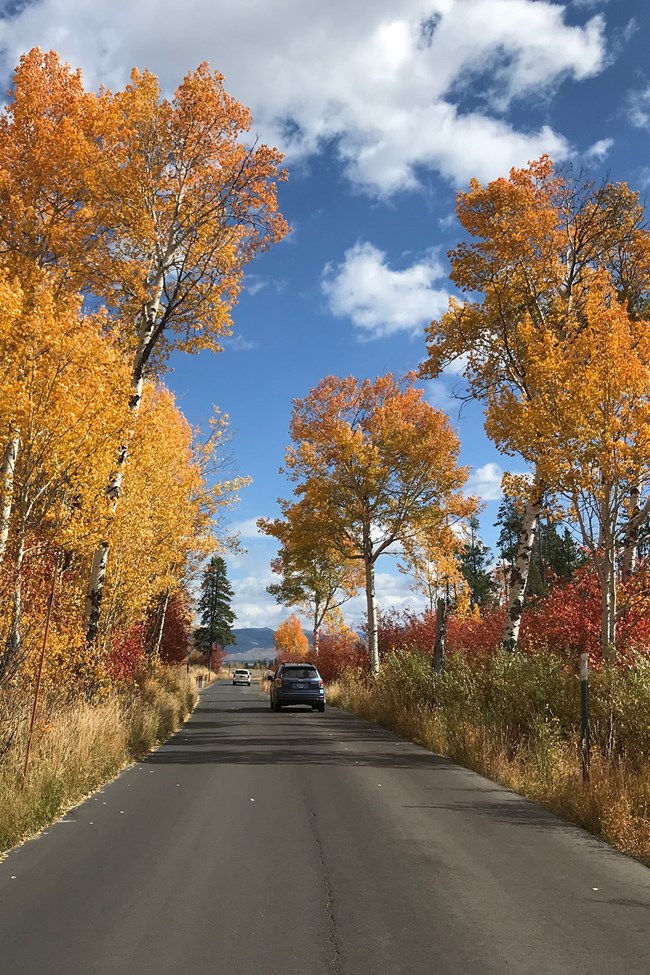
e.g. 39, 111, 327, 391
313, 630, 369, 682
274, 629, 369, 682
107, 622, 148, 682
159, 594, 193, 664
376, 606, 505, 661
377, 608, 438, 656
447, 609, 505, 658
521, 566, 650, 662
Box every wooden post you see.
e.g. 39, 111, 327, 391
579, 652, 591, 782
23, 559, 60, 783
432, 596, 447, 673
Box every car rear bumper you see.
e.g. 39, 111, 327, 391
276, 694, 325, 706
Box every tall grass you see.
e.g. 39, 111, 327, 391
328, 650, 650, 866
0, 665, 197, 854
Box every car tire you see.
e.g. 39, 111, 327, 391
318, 703, 325, 713
273, 701, 282, 712
269, 698, 274, 710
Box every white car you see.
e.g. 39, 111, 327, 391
232, 668, 251, 686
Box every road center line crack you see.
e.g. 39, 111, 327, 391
308, 807, 343, 975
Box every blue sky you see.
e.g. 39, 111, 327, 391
0, 0, 648, 627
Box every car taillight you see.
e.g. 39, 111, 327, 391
274, 678, 282, 687
318, 679, 323, 687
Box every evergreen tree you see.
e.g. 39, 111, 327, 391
195, 556, 236, 652
494, 495, 584, 601
458, 515, 496, 609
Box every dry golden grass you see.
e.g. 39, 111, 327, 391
328, 671, 650, 868
187, 664, 222, 688
0, 666, 197, 855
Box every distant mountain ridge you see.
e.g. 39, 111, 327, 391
223, 625, 314, 662
224, 627, 276, 661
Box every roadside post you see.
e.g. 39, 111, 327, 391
23, 558, 60, 783
432, 596, 447, 673
579, 652, 590, 783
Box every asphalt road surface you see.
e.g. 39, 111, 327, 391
1, 679, 649, 975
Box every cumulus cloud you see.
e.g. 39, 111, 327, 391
232, 574, 284, 628
466, 462, 507, 501
322, 242, 450, 338
0, 0, 608, 193
343, 571, 428, 627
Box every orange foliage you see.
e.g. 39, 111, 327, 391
274, 613, 308, 658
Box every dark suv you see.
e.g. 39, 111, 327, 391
269, 663, 325, 712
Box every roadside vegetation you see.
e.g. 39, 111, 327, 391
263, 157, 650, 867
3, 45, 650, 873
0, 665, 196, 854
327, 636, 650, 866
0, 51, 284, 853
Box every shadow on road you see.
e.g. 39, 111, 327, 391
144, 737, 449, 769
400, 800, 573, 829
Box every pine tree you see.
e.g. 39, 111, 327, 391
458, 516, 496, 609
195, 556, 236, 653
494, 495, 584, 601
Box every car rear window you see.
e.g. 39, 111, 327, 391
282, 667, 318, 680
234, 669, 249, 675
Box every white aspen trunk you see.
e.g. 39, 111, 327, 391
361, 508, 379, 674
0, 433, 20, 570
364, 556, 379, 675
600, 542, 617, 663
85, 289, 162, 644
312, 611, 320, 657
621, 485, 643, 582
502, 494, 543, 653
1, 528, 26, 682
310, 595, 321, 657
601, 579, 611, 663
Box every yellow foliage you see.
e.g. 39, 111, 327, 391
102, 383, 248, 639
285, 373, 474, 563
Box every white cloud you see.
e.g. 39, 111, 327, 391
0, 0, 608, 194
322, 241, 450, 338
232, 574, 284, 628
245, 278, 268, 297
441, 352, 470, 378
422, 378, 461, 415
244, 275, 287, 297
638, 166, 650, 190
230, 516, 267, 539
223, 334, 258, 352
584, 137, 614, 160
466, 462, 506, 501
438, 213, 456, 230
626, 85, 650, 129
229, 535, 427, 629
343, 570, 427, 627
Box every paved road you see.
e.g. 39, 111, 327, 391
1, 680, 649, 974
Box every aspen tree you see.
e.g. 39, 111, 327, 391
278, 374, 472, 674
422, 157, 650, 651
